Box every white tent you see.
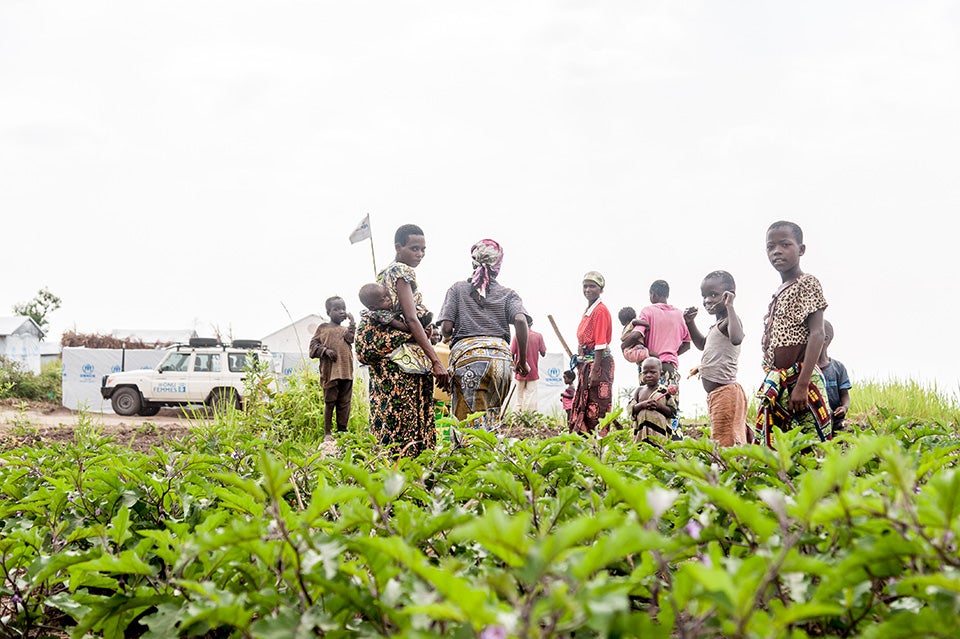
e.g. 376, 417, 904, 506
0, 316, 44, 374
261, 314, 324, 357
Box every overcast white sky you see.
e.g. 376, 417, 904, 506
3, 1, 959, 414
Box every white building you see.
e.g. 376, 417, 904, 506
0, 316, 45, 374
261, 314, 324, 357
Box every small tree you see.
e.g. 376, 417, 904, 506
12, 287, 62, 337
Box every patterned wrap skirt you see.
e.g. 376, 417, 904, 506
355, 318, 436, 457
755, 362, 832, 447
570, 349, 615, 434
448, 336, 514, 430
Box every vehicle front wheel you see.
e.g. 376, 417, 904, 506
138, 405, 161, 417
111, 387, 142, 416
209, 388, 240, 413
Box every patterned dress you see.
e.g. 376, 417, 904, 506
570, 299, 614, 434
355, 262, 436, 457
628, 383, 679, 442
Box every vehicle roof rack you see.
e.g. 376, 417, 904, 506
231, 339, 263, 349
188, 337, 221, 348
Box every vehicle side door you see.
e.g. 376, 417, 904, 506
188, 352, 221, 403
149, 351, 191, 402
226, 351, 252, 397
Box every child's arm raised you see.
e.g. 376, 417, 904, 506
721, 291, 744, 346
343, 313, 356, 345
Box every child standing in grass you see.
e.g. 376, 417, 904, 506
561, 369, 576, 425
756, 221, 832, 447
684, 270, 750, 446
628, 356, 678, 442
819, 320, 851, 432
309, 296, 356, 439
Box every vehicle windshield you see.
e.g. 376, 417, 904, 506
159, 352, 191, 372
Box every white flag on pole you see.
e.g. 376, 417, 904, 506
349, 213, 371, 244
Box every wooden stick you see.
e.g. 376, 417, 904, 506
498, 380, 517, 423
547, 314, 574, 359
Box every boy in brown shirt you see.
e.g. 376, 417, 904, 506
309, 296, 356, 438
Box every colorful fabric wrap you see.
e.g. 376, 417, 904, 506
571, 346, 611, 369
448, 335, 514, 430
469, 239, 504, 299
755, 362, 832, 447
389, 344, 432, 375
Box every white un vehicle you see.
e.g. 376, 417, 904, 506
100, 338, 274, 416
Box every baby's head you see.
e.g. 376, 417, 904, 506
359, 283, 392, 311
618, 306, 637, 327
563, 369, 576, 384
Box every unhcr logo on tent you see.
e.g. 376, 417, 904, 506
545, 366, 562, 386
80, 363, 96, 382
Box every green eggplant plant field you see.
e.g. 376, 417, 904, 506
0, 371, 958, 638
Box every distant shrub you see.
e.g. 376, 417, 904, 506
0, 357, 61, 403
60, 329, 172, 349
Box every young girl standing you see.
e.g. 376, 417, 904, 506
684, 270, 749, 446
756, 221, 832, 447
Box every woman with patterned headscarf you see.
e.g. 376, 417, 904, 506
438, 239, 530, 430
570, 270, 615, 435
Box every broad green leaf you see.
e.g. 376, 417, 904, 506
449, 503, 532, 568
698, 483, 778, 541
108, 504, 132, 547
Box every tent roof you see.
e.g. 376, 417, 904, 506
0, 316, 44, 338
261, 314, 324, 342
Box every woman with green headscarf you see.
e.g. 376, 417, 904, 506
570, 270, 614, 434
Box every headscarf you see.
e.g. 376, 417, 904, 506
583, 270, 605, 289
470, 239, 504, 298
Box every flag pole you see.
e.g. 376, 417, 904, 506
367, 214, 378, 277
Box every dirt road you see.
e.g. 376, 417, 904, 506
0, 399, 197, 451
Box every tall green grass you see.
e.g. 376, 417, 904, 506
851, 377, 960, 424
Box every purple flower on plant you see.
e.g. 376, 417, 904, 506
685, 519, 703, 540
479, 626, 507, 639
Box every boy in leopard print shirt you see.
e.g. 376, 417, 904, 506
756, 221, 832, 447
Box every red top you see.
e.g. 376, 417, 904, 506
511, 329, 547, 380
577, 300, 612, 352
